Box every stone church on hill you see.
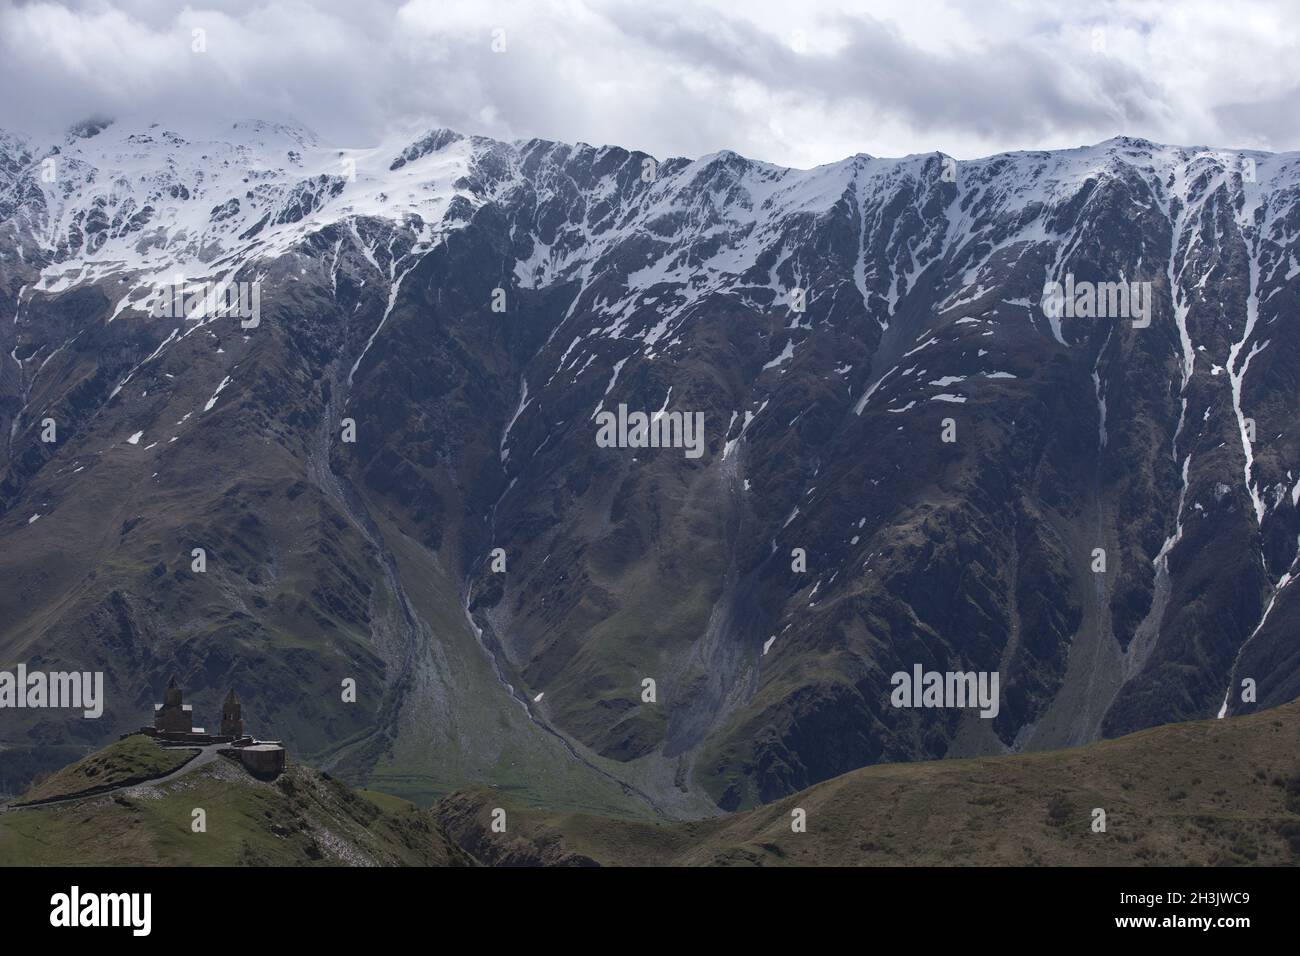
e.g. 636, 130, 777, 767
133, 677, 284, 777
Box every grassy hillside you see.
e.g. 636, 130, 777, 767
15, 735, 196, 804
7, 701, 1297, 867
0, 739, 473, 866
433, 700, 1300, 866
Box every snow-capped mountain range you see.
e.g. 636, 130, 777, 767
1, 118, 1297, 813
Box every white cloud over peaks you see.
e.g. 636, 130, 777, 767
1, 0, 1297, 165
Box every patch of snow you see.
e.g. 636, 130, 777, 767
202, 375, 232, 412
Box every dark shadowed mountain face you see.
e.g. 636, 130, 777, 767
0, 120, 1297, 813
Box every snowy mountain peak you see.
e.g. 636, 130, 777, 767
2, 120, 1298, 343
3, 120, 1300, 810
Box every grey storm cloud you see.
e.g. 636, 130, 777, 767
1, 0, 1296, 165
603, 6, 1168, 146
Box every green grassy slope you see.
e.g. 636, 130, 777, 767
0, 740, 473, 866
15, 735, 196, 804
433, 700, 1300, 866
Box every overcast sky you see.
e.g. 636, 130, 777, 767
2, 0, 1297, 167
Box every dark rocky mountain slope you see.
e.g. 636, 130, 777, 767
0, 120, 1296, 814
